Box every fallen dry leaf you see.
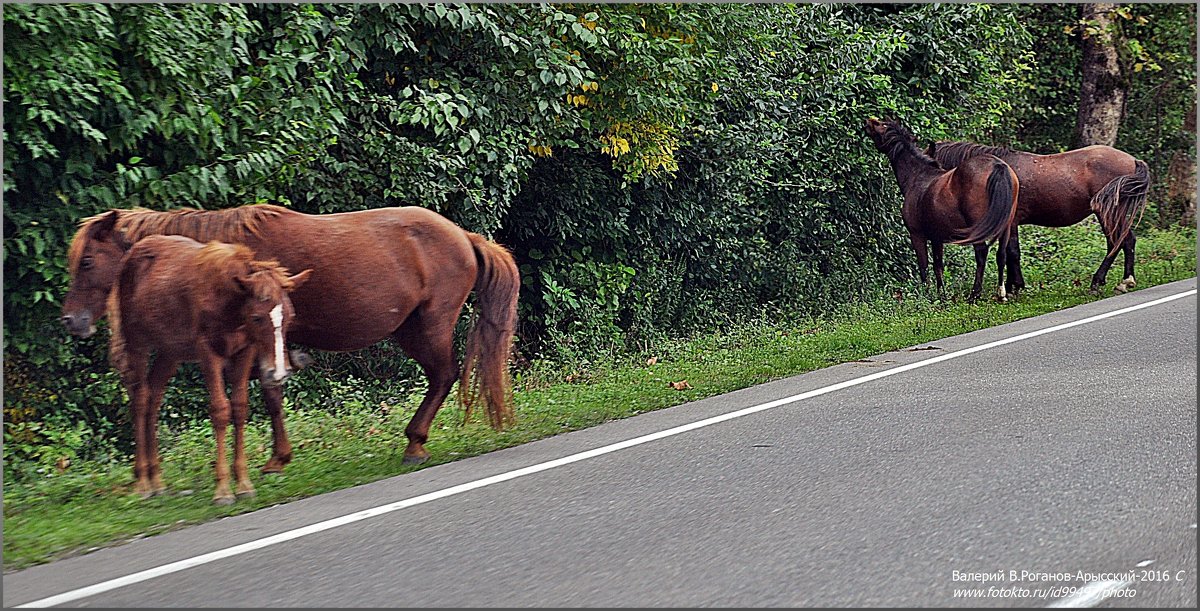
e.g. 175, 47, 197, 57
668, 380, 692, 391
646, 356, 658, 366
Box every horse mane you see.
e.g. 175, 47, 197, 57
932, 141, 1016, 168
68, 204, 288, 275
193, 241, 296, 300
876, 120, 940, 169
106, 287, 130, 384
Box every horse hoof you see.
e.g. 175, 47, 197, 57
235, 489, 256, 500
402, 453, 428, 465
135, 485, 163, 499
1113, 284, 1128, 294
213, 496, 235, 506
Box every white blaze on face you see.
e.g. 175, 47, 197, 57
270, 303, 286, 381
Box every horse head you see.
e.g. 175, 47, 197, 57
62, 211, 132, 337
232, 263, 312, 387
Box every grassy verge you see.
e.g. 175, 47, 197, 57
3, 222, 1194, 570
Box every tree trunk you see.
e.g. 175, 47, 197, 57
1165, 102, 1196, 227
1074, 3, 1126, 148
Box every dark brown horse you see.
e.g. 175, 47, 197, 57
926, 140, 1150, 294
62, 204, 520, 466
865, 118, 1019, 302
110, 235, 309, 503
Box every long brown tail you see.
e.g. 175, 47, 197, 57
954, 158, 1019, 246
459, 233, 521, 430
1092, 159, 1150, 255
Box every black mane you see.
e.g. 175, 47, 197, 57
931, 141, 1016, 168
876, 120, 940, 169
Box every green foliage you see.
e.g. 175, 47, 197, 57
995, 3, 1196, 223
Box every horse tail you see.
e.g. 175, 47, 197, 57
955, 158, 1018, 246
1091, 159, 1150, 254
459, 233, 520, 430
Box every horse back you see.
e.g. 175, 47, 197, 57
115, 236, 212, 355
246, 207, 480, 350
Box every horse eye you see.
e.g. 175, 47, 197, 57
251, 315, 265, 323
81, 257, 94, 270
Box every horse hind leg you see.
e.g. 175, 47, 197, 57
229, 360, 256, 500
994, 236, 1009, 303
968, 244, 988, 303
1005, 226, 1025, 295
1114, 231, 1137, 293
199, 354, 236, 505
1089, 213, 1124, 294
392, 307, 463, 465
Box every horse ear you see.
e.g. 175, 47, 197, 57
233, 274, 253, 295
287, 269, 313, 292
926, 141, 937, 157
87, 211, 120, 241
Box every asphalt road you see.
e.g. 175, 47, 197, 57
5, 278, 1196, 608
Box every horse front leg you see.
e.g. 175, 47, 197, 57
228, 352, 256, 500
259, 382, 293, 474
931, 241, 946, 298
968, 244, 988, 303
909, 234, 931, 295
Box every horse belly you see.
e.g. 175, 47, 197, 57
1015, 189, 1092, 227
286, 283, 417, 352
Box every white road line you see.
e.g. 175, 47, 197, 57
1047, 579, 1134, 608
15, 287, 1197, 608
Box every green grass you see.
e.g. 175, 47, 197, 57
3, 221, 1195, 570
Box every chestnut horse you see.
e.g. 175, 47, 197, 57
62, 204, 520, 466
927, 140, 1150, 294
110, 235, 309, 503
865, 118, 1019, 302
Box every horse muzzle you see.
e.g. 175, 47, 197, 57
260, 367, 293, 388
61, 312, 96, 338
